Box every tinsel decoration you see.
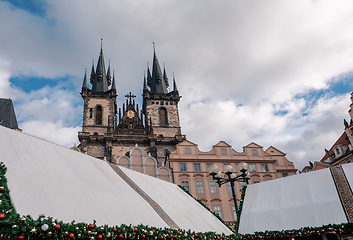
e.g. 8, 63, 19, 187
1, 161, 352, 239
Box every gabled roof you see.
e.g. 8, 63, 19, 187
0, 126, 232, 234
177, 139, 198, 147
213, 141, 232, 148
320, 132, 349, 162
265, 146, 286, 156
244, 142, 263, 148
0, 98, 18, 129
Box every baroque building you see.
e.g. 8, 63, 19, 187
167, 140, 297, 227
78, 41, 186, 168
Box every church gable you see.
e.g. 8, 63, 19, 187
265, 146, 286, 156
213, 141, 232, 148
244, 142, 263, 149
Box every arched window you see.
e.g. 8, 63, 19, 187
159, 108, 167, 125
96, 105, 102, 125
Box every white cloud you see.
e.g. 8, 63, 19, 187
0, 0, 353, 170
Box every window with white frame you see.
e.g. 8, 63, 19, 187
184, 148, 191, 154
196, 181, 205, 194
181, 180, 189, 192
220, 148, 227, 155
261, 164, 269, 172
213, 206, 223, 219
194, 163, 201, 172
249, 164, 257, 172
232, 205, 237, 221
179, 163, 187, 171
252, 149, 258, 155
209, 181, 218, 193
206, 163, 213, 170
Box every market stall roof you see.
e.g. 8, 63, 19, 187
239, 163, 353, 234
0, 126, 232, 234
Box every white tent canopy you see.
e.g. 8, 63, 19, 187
238, 163, 352, 234
0, 126, 232, 235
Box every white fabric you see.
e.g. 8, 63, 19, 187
238, 167, 348, 234
0, 126, 231, 234
122, 167, 233, 234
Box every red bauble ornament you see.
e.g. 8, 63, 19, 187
114, 227, 117, 232
312, 231, 315, 234
161, 237, 164, 240
118, 234, 123, 239
17, 236, 24, 240
322, 230, 325, 232
142, 234, 146, 239
195, 234, 198, 237
334, 229, 337, 232
168, 231, 170, 234
69, 233, 74, 239
134, 227, 138, 232
55, 224, 60, 230
202, 235, 205, 238
89, 224, 94, 230
177, 231, 180, 234
98, 234, 103, 240
174, 235, 177, 238
0, 214, 4, 220
153, 230, 155, 233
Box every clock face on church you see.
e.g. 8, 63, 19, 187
127, 110, 135, 118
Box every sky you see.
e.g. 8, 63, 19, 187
1, 0, 353, 171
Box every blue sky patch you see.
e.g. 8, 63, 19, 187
1, 0, 47, 17
10, 75, 75, 93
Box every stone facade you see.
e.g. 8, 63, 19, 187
167, 140, 297, 227
78, 44, 186, 166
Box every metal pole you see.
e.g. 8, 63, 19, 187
229, 178, 238, 212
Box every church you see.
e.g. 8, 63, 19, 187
78, 41, 186, 171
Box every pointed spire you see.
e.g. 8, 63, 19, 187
91, 38, 109, 92
107, 60, 112, 86
111, 70, 116, 90
173, 72, 178, 92
151, 42, 168, 94
82, 68, 88, 89
143, 70, 148, 91
90, 60, 95, 85
147, 62, 152, 87
163, 63, 169, 88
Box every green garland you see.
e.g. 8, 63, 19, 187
234, 186, 247, 233
0, 162, 238, 240
1, 162, 353, 240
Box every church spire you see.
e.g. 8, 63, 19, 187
163, 63, 169, 88
143, 71, 148, 91
107, 60, 112, 86
147, 62, 152, 87
111, 70, 116, 90
82, 67, 88, 89
150, 42, 168, 94
173, 72, 178, 92
91, 38, 110, 92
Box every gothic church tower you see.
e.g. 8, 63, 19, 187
142, 43, 185, 162
79, 41, 185, 165
79, 39, 117, 160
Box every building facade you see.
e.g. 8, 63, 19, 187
167, 140, 297, 227
78, 42, 186, 167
